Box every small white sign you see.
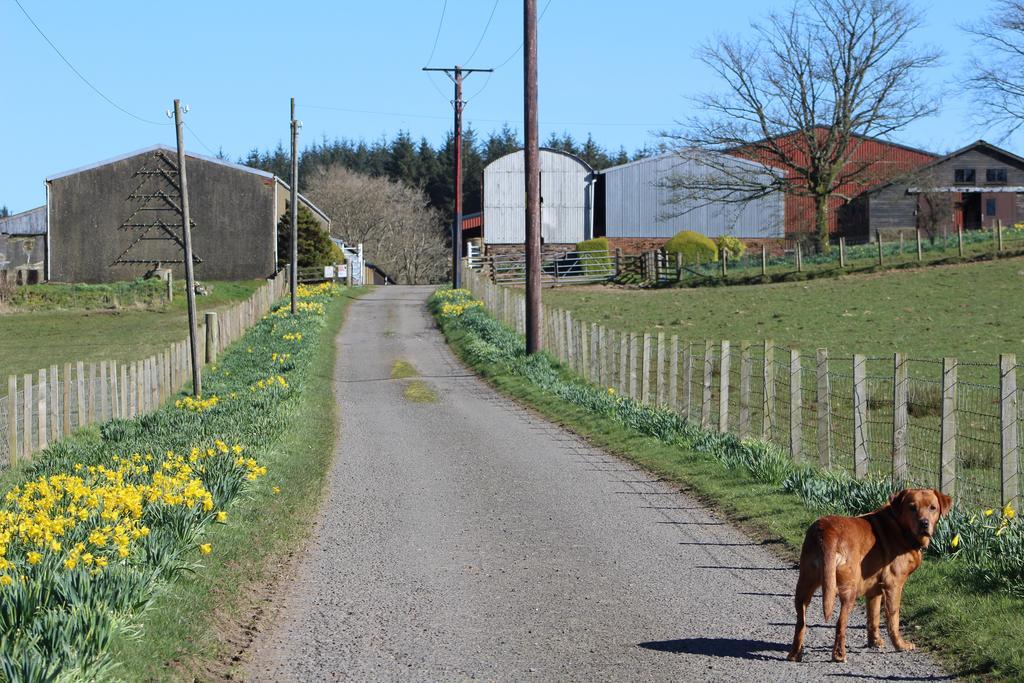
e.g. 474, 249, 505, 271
324, 266, 336, 278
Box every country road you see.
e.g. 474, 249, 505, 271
246, 285, 950, 682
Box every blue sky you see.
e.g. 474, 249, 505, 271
0, 0, 1007, 213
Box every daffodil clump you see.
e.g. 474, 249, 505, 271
434, 287, 485, 318
282, 332, 303, 342
0, 279, 340, 680
175, 394, 220, 412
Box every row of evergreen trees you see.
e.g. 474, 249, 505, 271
240, 127, 661, 219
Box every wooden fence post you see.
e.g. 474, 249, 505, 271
998, 218, 1004, 252
618, 331, 628, 394
790, 349, 801, 460
916, 230, 923, 262
739, 341, 751, 438
641, 333, 652, 404
580, 323, 590, 380
721, 249, 728, 277
853, 354, 869, 479
37, 369, 47, 452
892, 352, 909, 482
675, 252, 682, 281
656, 332, 666, 405
101, 360, 110, 422
761, 244, 768, 276
62, 363, 72, 436
701, 340, 713, 429
877, 234, 884, 266
899, 232, 905, 255
49, 365, 59, 440
22, 374, 32, 459
839, 236, 846, 268
75, 361, 85, 430
565, 311, 575, 370
206, 312, 218, 366
590, 323, 599, 384
683, 342, 694, 421
816, 348, 832, 468
763, 341, 775, 438
88, 363, 97, 425
7, 376, 17, 466
958, 227, 964, 257
120, 363, 128, 417
796, 242, 803, 273
669, 335, 680, 411
940, 358, 958, 497
629, 333, 639, 399
1000, 353, 1020, 509
719, 340, 731, 433
614, 248, 622, 277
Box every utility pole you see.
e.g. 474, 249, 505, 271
523, 0, 541, 353
171, 99, 201, 397
423, 65, 492, 288
290, 97, 301, 314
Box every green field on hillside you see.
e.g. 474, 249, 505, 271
544, 257, 1024, 364
0, 280, 263, 386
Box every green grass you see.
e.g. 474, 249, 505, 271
390, 359, 418, 379
403, 380, 438, 403
0, 280, 263, 390
107, 286, 366, 681
438, 317, 1024, 682
545, 256, 1024, 364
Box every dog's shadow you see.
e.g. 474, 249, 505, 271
638, 637, 789, 662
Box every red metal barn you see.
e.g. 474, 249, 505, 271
730, 126, 937, 239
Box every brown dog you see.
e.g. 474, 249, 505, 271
787, 488, 952, 663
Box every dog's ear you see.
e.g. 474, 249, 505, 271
933, 490, 953, 518
888, 489, 908, 510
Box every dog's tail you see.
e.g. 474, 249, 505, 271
821, 532, 839, 622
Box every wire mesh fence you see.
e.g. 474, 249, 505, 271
466, 268, 1022, 510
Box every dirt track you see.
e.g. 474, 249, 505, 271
245, 285, 950, 682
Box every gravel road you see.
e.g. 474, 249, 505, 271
246, 286, 951, 682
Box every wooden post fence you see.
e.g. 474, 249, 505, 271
1000, 354, 1020, 509
853, 354, 869, 479
940, 358, 958, 497
719, 340, 731, 433
763, 341, 775, 438
816, 348, 831, 468
739, 341, 751, 439
701, 340, 713, 430
892, 352, 909, 482
790, 349, 801, 460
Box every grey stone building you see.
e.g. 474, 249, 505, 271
841, 141, 1024, 240
45, 145, 329, 283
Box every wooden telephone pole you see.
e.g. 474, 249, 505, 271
423, 65, 492, 288
171, 99, 201, 396
290, 98, 300, 314
524, 0, 541, 353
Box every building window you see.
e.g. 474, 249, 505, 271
986, 168, 1008, 183
986, 198, 997, 216
954, 168, 976, 184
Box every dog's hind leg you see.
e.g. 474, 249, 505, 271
831, 586, 856, 663
865, 591, 884, 649
786, 567, 819, 662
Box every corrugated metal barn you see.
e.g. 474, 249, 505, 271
598, 152, 785, 239
0, 206, 47, 278
46, 145, 329, 283
482, 149, 595, 245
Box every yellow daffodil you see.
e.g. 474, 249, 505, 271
216, 511, 228, 523
985, 508, 995, 517
199, 543, 212, 555
272, 486, 281, 495
26, 552, 42, 565
1004, 504, 1016, 520
950, 534, 960, 549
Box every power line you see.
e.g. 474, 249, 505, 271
464, 0, 501, 65
424, 0, 448, 67
467, 0, 553, 102
184, 121, 218, 156
12, 0, 168, 126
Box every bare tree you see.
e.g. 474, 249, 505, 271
304, 165, 450, 284
964, 1, 1024, 137
908, 168, 954, 244
666, 0, 940, 251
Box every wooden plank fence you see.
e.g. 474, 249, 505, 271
0, 270, 287, 467
464, 267, 1023, 510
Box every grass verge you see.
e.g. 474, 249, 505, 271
106, 285, 365, 681
435, 295, 1024, 682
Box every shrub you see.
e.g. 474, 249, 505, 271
664, 230, 718, 264
277, 205, 341, 269
715, 235, 746, 260
573, 237, 612, 276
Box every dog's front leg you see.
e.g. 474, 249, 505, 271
865, 593, 884, 649
883, 584, 915, 651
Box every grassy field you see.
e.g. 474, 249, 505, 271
437, 306, 1024, 682
544, 256, 1024, 364
0, 280, 263, 386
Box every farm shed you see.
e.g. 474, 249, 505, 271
596, 152, 785, 241
730, 126, 937, 236
46, 145, 330, 283
0, 206, 47, 282
842, 140, 1024, 240
482, 148, 595, 247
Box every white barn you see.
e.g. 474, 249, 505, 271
600, 152, 785, 239
482, 149, 595, 245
